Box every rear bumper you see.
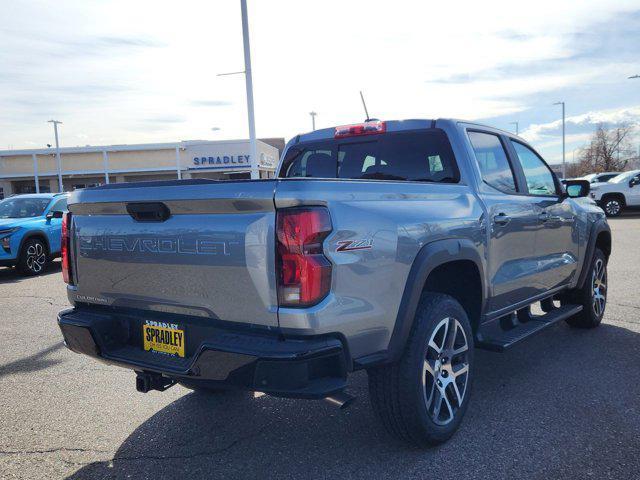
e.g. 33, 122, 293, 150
57, 307, 348, 399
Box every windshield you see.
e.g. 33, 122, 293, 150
610, 171, 639, 183
0, 197, 51, 219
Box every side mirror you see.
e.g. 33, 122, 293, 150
629, 178, 640, 188
563, 179, 590, 199
46, 210, 64, 220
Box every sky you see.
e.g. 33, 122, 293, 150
1, 0, 640, 164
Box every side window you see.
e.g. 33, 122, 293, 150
510, 141, 558, 196
468, 131, 517, 193
50, 198, 68, 212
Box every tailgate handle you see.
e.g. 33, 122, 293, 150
126, 202, 171, 222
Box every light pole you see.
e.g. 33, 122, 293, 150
217, 2, 259, 179
309, 111, 317, 130
553, 102, 566, 178
510, 121, 519, 135
629, 77, 640, 164
240, 0, 259, 180
47, 120, 63, 192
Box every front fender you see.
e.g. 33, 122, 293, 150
17, 229, 52, 257
576, 218, 611, 289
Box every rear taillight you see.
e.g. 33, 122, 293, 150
61, 212, 72, 284
276, 207, 332, 307
335, 120, 386, 138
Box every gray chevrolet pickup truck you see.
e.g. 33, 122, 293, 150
57, 119, 611, 446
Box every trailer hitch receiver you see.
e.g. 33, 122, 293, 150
135, 371, 176, 393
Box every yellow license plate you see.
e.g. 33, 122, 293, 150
143, 323, 185, 357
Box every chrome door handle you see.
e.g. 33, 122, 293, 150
493, 213, 511, 226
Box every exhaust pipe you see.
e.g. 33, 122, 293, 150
324, 391, 356, 409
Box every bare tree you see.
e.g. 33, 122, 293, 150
565, 160, 587, 178
577, 123, 635, 173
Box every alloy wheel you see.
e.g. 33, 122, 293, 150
422, 317, 470, 426
26, 242, 47, 273
592, 258, 607, 318
605, 200, 621, 216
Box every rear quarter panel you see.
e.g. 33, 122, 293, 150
275, 179, 484, 358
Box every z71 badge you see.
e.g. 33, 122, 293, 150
336, 239, 374, 252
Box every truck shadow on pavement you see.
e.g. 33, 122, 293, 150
0, 342, 64, 379
66, 322, 640, 480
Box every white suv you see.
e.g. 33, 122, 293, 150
590, 169, 640, 216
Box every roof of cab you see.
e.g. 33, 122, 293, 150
5, 193, 67, 200
295, 119, 435, 144
291, 118, 521, 145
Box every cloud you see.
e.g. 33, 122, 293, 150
95, 36, 165, 48
191, 100, 233, 107
144, 116, 186, 124
521, 106, 640, 142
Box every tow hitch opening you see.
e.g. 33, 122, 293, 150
135, 371, 176, 393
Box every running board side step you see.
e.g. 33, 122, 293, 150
476, 304, 583, 352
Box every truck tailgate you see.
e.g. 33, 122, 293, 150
67, 180, 278, 327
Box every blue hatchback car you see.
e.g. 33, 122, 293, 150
0, 193, 69, 275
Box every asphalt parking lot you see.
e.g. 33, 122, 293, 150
1, 216, 640, 480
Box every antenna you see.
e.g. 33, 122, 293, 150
359, 91, 371, 121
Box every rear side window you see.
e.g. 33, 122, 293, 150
280, 130, 459, 183
468, 131, 517, 194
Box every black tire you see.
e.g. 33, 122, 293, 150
601, 195, 624, 217
562, 248, 607, 328
368, 293, 474, 447
17, 238, 49, 276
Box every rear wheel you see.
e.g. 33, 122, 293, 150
562, 248, 607, 328
368, 293, 473, 447
17, 238, 49, 276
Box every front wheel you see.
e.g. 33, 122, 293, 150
17, 238, 49, 276
562, 248, 607, 328
368, 293, 473, 447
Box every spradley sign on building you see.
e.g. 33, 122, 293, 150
185, 141, 277, 171
192, 154, 250, 168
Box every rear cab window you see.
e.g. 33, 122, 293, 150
280, 129, 460, 183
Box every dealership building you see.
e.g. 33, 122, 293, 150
0, 138, 283, 198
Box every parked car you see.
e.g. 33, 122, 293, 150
0, 193, 69, 275
579, 172, 621, 184
589, 169, 640, 216
57, 119, 610, 447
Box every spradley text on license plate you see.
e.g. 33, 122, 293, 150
143, 321, 185, 357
